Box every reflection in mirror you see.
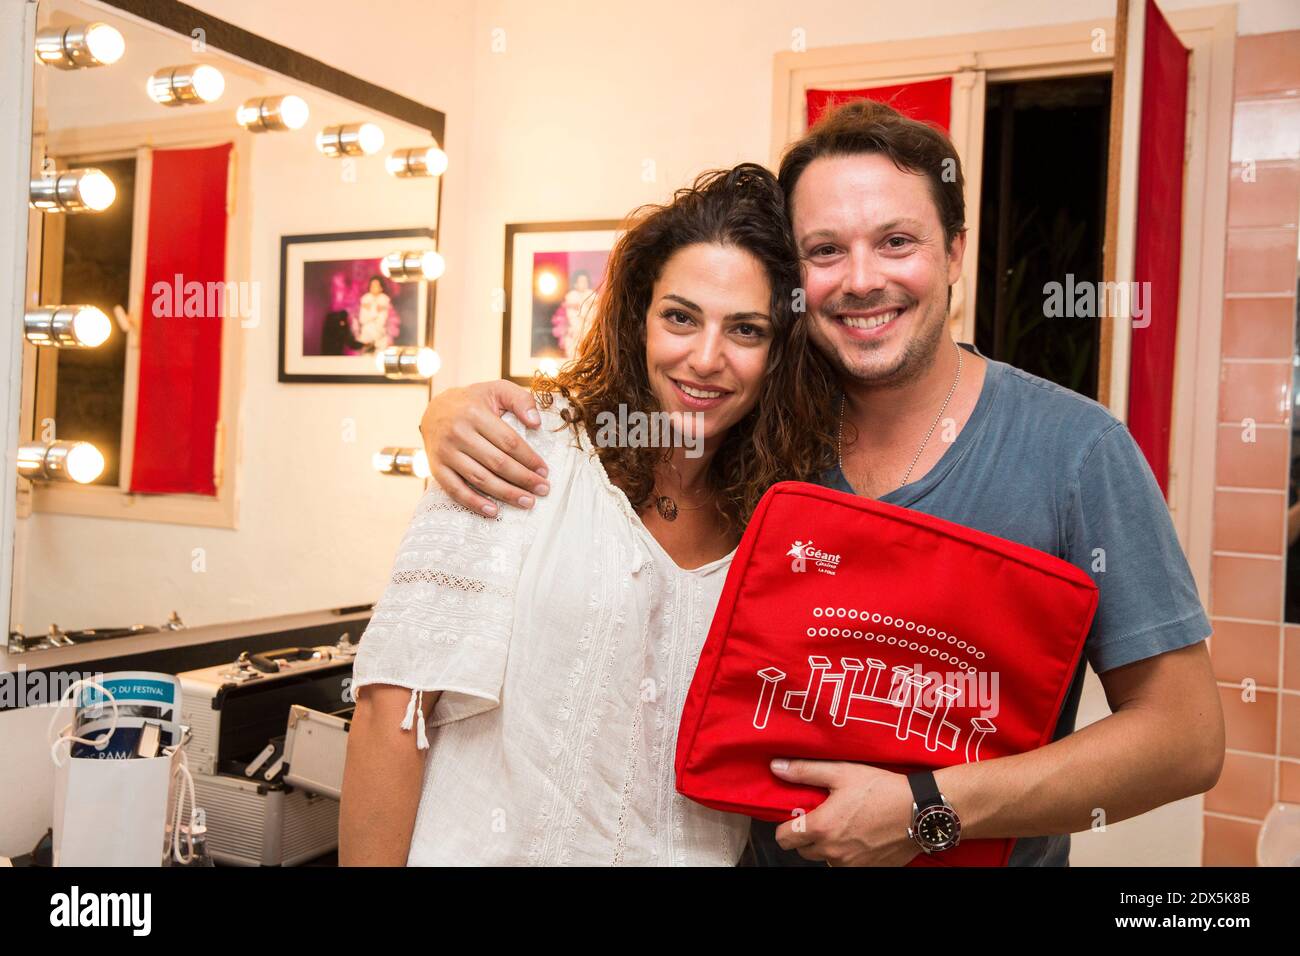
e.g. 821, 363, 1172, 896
11, 0, 446, 652
1286, 221, 1300, 622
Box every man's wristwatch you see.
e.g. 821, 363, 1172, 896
906, 770, 961, 853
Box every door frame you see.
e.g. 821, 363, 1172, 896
20, 115, 252, 530
770, 7, 1237, 597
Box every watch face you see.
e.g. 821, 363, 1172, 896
915, 806, 961, 850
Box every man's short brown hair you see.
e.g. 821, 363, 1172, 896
777, 99, 966, 249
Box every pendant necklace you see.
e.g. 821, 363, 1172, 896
653, 462, 710, 522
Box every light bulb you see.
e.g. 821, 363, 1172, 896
423, 146, 448, 176
84, 23, 125, 65
148, 64, 225, 106
30, 168, 115, 213
34, 22, 125, 69
357, 123, 384, 155
373, 447, 427, 476
378, 346, 441, 380
65, 442, 105, 483
381, 250, 444, 282
317, 123, 385, 157
419, 251, 445, 280
71, 307, 111, 347
279, 95, 309, 130
415, 348, 441, 378
76, 170, 116, 211
191, 65, 225, 103
237, 94, 309, 132
25, 306, 113, 347
386, 145, 448, 177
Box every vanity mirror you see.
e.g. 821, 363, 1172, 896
10, 0, 447, 653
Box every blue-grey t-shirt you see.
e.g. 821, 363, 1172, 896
746, 343, 1212, 867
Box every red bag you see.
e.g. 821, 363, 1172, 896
675, 481, 1098, 867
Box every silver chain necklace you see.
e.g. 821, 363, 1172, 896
837, 341, 963, 489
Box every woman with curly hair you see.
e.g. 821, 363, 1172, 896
340, 162, 838, 865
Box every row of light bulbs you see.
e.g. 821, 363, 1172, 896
22, 441, 435, 485
34, 21, 450, 164
26, 25, 123, 485
26, 147, 447, 220
22, 295, 442, 485
22, 435, 437, 487
21, 438, 434, 483
24, 22, 445, 485
19, 338, 441, 486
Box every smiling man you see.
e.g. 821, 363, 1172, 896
416, 100, 1223, 867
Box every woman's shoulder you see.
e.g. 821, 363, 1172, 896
495, 390, 647, 537
503, 391, 631, 502
499, 391, 588, 463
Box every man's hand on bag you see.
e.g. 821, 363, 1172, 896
418, 380, 551, 516
770, 759, 920, 866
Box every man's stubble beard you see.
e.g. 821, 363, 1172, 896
810, 290, 951, 391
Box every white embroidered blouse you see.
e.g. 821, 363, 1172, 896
350, 394, 750, 865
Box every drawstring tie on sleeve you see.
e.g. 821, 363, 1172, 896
399, 689, 430, 750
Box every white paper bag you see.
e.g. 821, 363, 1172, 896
52, 750, 177, 867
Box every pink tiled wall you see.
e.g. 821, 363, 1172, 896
1204, 29, 1300, 867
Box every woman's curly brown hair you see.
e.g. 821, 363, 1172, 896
531, 162, 839, 534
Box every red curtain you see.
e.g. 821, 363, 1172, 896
806, 76, 953, 132
1127, 0, 1188, 497
130, 143, 231, 496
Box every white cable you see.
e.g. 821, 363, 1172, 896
168, 747, 198, 865
48, 678, 119, 768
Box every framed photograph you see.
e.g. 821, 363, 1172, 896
502, 220, 621, 384
278, 228, 436, 383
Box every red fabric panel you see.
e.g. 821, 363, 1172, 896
131, 143, 231, 495
676, 482, 1098, 867
1127, 0, 1188, 496
806, 76, 952, 131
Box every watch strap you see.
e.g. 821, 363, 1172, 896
907, 770, 942, 810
